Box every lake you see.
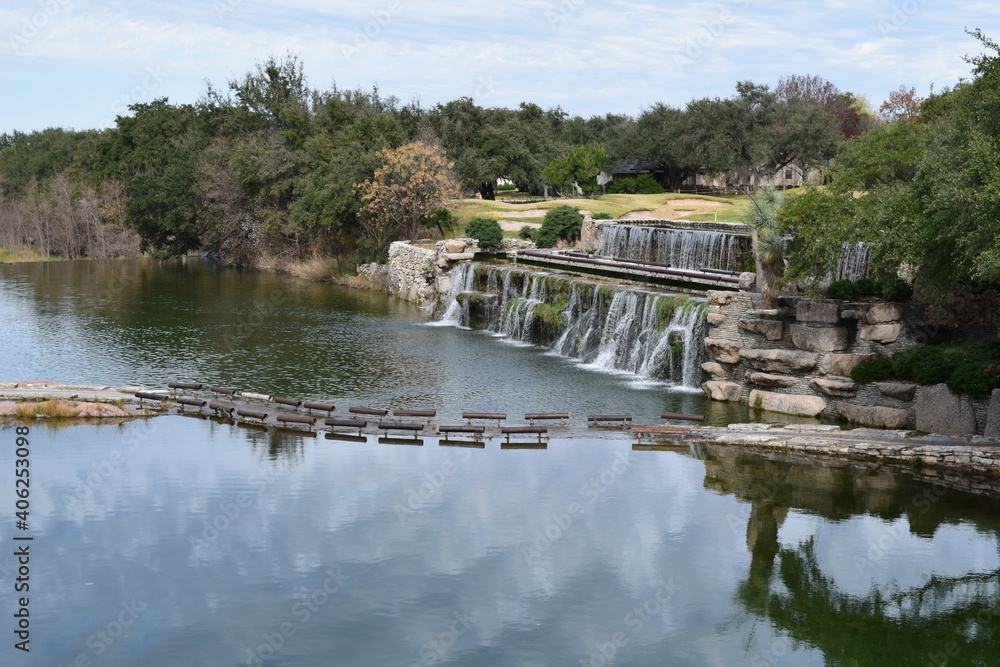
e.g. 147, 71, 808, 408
1, 259, 998, 666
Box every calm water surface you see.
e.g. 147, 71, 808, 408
0, 259, 998, 666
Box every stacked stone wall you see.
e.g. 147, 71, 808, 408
702, 290, 1000, 436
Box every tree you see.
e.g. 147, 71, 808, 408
356, 141, 459, 253
742, 186, 785, 307
536, 205, 582, 248
879, 85, 924, 122
542, 143, 605, 197
779, 30, 1000, 296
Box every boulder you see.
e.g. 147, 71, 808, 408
747, 372, 798, 388
701, 362, 734, 378
866, 303, 903, 324
809, 377, 859, 397
444, 239, 468, 254
791, 324, 849, 352
749, 390, 827, 417
839, 309, 866, 320
707, 291, 735, 306
444, 252, 476, 262
859, 323, 901, 344
738, 272, 756, 291
704, 338, 741, 364
704, 381, 742, 402
707, 312, 727, 327
986, 389, 1000, 438
739, 318, 784, 340
876, 382, 917, 401
818, 354, 872, 377
837, 402, 909, 429
741, 349, 819, 373
914, 383, 978, 436
796, 300, 841, 324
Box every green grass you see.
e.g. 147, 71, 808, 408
685, 208, 747, 223
0, 246, 61, 263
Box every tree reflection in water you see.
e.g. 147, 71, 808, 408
700, 444, 1000, 666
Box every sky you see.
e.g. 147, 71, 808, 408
1, 0, 998, 133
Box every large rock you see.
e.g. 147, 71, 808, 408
707, 291, 735, 306
876, 382, 917, 401
749, 390, 827, 417
741, 349, 819, 373
859, 323, 901, 344
791, 324, 849, 352
837, 402, 909, 429
818, 354, 872, 376
444, 239, 468, 254
867, 303, 903, 324
796, 300, 841, 324
701, 362, 735, 378
444, 252, 476, 261
707, 312, 727, 327
986, 388, 1000, 438
914, 383, 978, 435
739, 318, 784, 340
704, 338, 741, 364
809, 377, 859, 397
747, 372, 798, 388
704, 381, 742, 402
738, 272, 755, 291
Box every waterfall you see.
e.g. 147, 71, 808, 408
836, 242, 872, 281
433, 264, 707, 389
596, 224, 749, 271
432, 262, 475, 327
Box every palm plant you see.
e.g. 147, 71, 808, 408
742, 186, 785, 307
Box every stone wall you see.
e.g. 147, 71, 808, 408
701, 290, 1000, 436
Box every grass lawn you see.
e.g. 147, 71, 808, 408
0, 246, 60, 262
452, 192, 746, 225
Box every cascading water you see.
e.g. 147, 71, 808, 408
434, 264, 708, 390
836, 242, 873, 281
596, 224, 750, 271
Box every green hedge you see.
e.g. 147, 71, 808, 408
536, 206, 583, 248
850, 338, 1000, 398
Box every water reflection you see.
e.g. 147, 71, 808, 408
700, 444, 1000, 666
7, 419, 999, 666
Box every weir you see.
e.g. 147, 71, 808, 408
436, 263, 708, 390
596, 224, 751, 272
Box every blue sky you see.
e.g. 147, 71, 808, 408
2, 0, 998, 133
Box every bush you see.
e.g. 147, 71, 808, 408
606, 174, 663, 195
591, 212, 613, 220
464, 217, 503, 250
517, 226, 536, 241
849, 357, 894, 384
825, 279, 858, 301
880, 277, 913, 301
497, 183, 517, 191
853, 278, 878, 296
850, 338, 1000, 398
536, 206, 583, 248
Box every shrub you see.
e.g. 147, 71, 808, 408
518, 226, 536, 241
880, 277, 913, 302
853, 278, 878, 296
497, 183, 517, 191
536, 205, 583, 248
850, 357, 894, 384
591, 212, 614, 220
607, 177, 637, 194
635, 174, 664, 194
464, 217, 503, 250
825, 279, 858, 301
850, 338, 1000, 398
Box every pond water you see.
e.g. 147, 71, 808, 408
1, 259, 998, 666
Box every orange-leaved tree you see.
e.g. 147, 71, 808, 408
355, 141, 459, 254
